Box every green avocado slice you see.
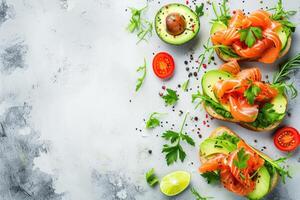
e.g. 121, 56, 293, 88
210, 21, 227, 35
247, 166, 271, 200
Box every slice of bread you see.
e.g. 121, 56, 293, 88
215, 37, 292, 62
203, 101, 286, 132
199, 126, 279, 195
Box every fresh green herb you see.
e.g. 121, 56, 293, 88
213, 139, 237, 152
212, 0, 230, 26
233, 148, 250, 169
127, 5, 153, 44
201, 171, 220, 184
145, 168, 159, 187
162, 88, 179, 106
146, 112, 165, 129
192, 91, 232, 118
218, 46, 239, 58
273, 53, 300, 99
162, 113, 195, 165
135, 59, 147, 92
244, 84, 261, 104
195, 3, 205, 17
250, 103, 284, 128
191, 187, 213, 200
239, 27, 262, 48
261, 153, 292, 183
182, 79, 190, 92
215, 132, 240, 146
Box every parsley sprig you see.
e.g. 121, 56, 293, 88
272, 53, 300, 99
239, 27, 262, 48
201, 171, 220, 184
195, 3, 205, 18
244, 83, 261, 104
127, 5, 153, 44
191, 187, 213, 200
161, 88, 179, 106
135, 59, 147, 92
146, 112, 166, 129
212, 0, 230, 26
145, 168, 159, 187
233, 148, 250, 169
162, 112, 195, 165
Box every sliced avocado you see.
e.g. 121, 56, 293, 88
201, 70, 233, 102
247, 166, 271, 200
210, 21, 227, 35
200, 138, 236, 157
155, 4, 200, 45
276, 27, 288, 51
271, 94, 287, 119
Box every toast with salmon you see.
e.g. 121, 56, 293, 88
210, 0, 295, 63
192, 60, 289, 132
198, 127, 290, 199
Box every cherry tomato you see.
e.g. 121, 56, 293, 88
273, 127, 299, 152
152, 52, 175, 79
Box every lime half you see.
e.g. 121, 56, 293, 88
160, 171, 191, 196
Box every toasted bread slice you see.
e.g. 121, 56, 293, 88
203, 100, 286, 132
215, 37, 292, 62
199, 126, 279, 195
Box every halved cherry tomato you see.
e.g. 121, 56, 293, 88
274, 127, 299, 152
152, 52, 175, 79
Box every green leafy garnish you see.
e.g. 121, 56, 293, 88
195, 3, 204, 17
192, 91, 232, 118
182, 79, 190, 92
244, 84, 261, 104
162, 112, 195, 165
215, 132, 240, 146
218, 46, 239, 58
191, 187, 213, 200
250, 103, 284, 128
146, 112, 165, 129
201, 171, 220, 184
145, 168, 159, 187
135, 59, 147, 92
127, 5, 153, 44
212, 0, 230, 26
162, 89, 179, 106
233, 148, 250, 169
239, 27, 262, 48
273, 53, 300, 99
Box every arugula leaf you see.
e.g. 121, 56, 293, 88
201, 171, 220, 184
250, 103, 284, 128
239, 27, 262, 48
182, 79, 190, 92
192, 91, 232, 118
218, 46, 239, 58
191, 187, 213, 200
162, 89, 179, 106
215, 132, 240, 145
195, 3, 204, 17
244, 84, 261, 104
212, 0, 231, 26
146, 112, 165, 129
273, 53, 300, 99
161, 113, 195, 165
127, 5, 153, 43
135, 59, 147, 92
233, 148, 250, 169
145, 168, 159, 187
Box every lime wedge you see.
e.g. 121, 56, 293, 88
160, 171, 191, 196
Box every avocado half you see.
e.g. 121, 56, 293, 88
155, 3, 200, 45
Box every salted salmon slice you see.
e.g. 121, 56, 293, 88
237, 68, 262, 82
253, 82, 278, 102
248, 10, 271, 29
219, 59, 241, 74
198, 154, 226, 173
232, 39, 273, 58
228, 96, 258, 122
211, 27, 240, 46
258, 29, 282, 63
229, 10, 252, 29
213, 79, 243, 102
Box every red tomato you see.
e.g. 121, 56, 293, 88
152, 52, 175, 79
273, 127, 299, 152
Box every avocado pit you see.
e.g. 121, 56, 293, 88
166, 12, 186, 36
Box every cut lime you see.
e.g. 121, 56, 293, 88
160, 171, 191, 196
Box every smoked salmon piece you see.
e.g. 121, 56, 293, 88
253, 82, 278, 102
219, 59, 241, 74
248, 10, 271, 29
228, 96, 258, 123
258, 29, 282, 63
211, 27, 240, 46
232, 39, 273, 58
213, 79, 243, 103
198, 154, 226, 173
229, 10, 252, 29
237, 68, 262, 81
